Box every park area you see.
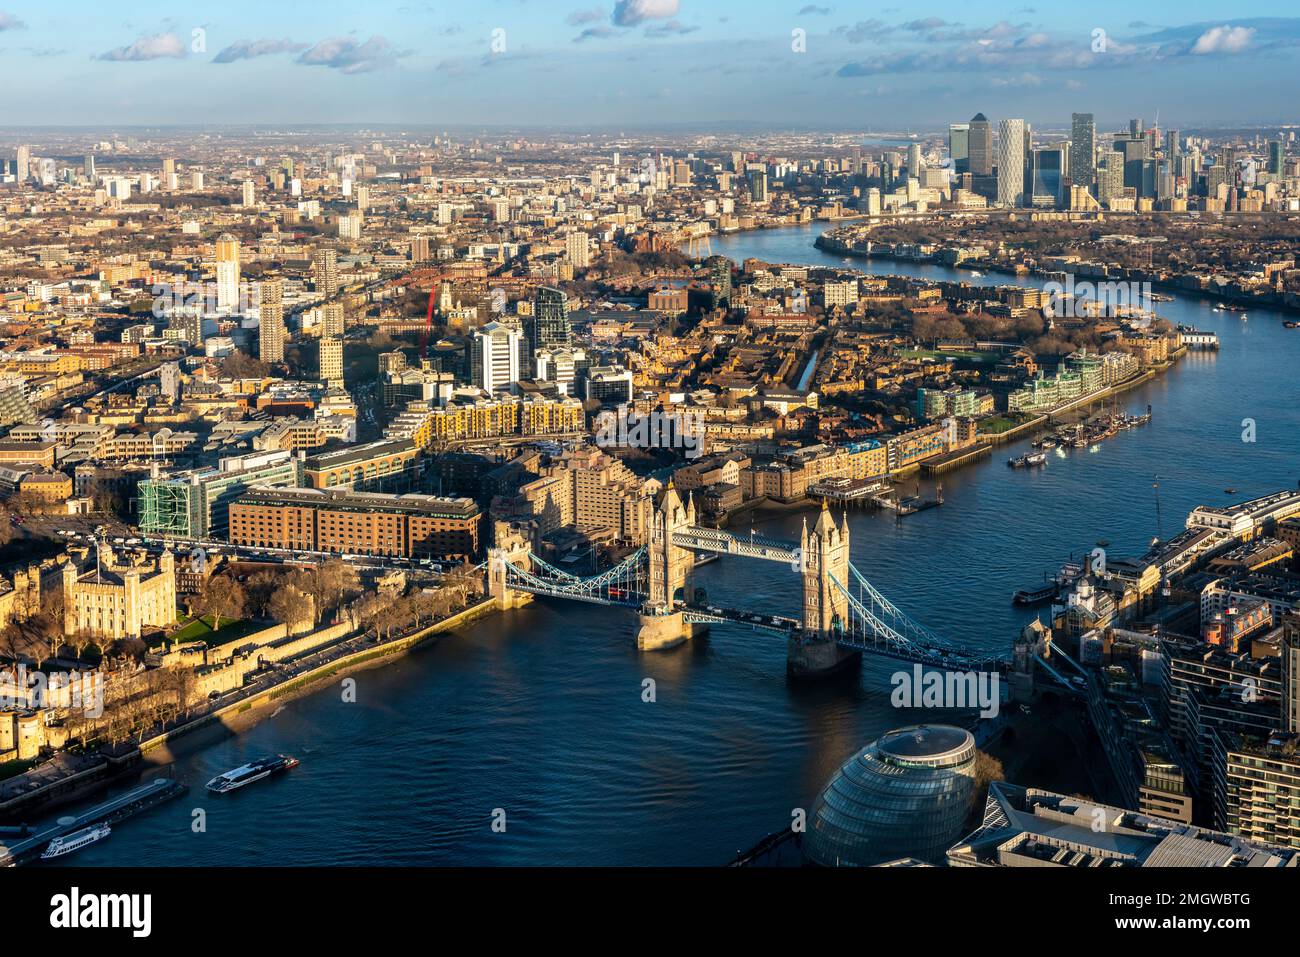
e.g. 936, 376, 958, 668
165, 615, 265, 649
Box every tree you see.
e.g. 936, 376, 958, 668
268, 586, 312, 630
188, 576, 247, 630
219, 349, 270, 380
971, 750, 1006, 814
243, 571, 282, 618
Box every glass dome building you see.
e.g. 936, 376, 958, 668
804, 724, 978, 867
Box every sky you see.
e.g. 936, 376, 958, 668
1, 1, 1298, 130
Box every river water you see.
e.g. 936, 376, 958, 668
53, 222, 1300, 866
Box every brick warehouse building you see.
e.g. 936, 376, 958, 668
228, 487, 481, 562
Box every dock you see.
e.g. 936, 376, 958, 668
920, 442, 992, 475
0, 777, 187, 866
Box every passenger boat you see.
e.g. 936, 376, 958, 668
1008, 452, 1047, 468
205, 755, 299, 794
41, 823, 111, 860
1012, 583, 1058, 606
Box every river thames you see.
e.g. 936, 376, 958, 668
58, 222, 1300, 866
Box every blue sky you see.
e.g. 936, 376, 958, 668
1, 1, 1298, 129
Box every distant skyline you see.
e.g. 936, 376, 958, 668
3, 1, 1300, 129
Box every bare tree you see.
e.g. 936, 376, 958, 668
188, 576, 247, 630
268, 586, 312, 630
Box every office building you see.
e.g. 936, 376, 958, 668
906, 142, 923, 178
997, 118, 1026, 207
1269, 140, 1285, 176
529, 287, 571, 353
137, 450, 301, 539
1030, 145, 1067, 207
583, 365, 634, 406
949, 123, 970, 174
967, 114, 993, 176
707, 255, 732, 311
303, 439, 421, 492
471, 321, 522, 394
1070, 113, 1096, 190
950, 781, 1299, 867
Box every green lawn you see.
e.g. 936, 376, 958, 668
900, 348, 1001, 364
977, 414, 1032, 434
167, 615, 264, 648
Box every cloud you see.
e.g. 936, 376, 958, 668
838, 20, 891, 43
645, 19, 698, 37
213, 38, 307, 63
574, 25, 617, 42
798, 5, 831, 14
1130, 17, 1300, 56
0, 10, 25, 31
567, 7, 605, 25
98, 32, 186, 61
612, 0, 680, 27
297, 36, 407, 73
902, 17, 948, 34
1190, 24, 1254, 54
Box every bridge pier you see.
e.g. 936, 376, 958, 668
786, 633, 861, 678
635, 608, 706, 651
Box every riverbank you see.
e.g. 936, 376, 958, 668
141, 598, 498, 762
5, 599, 503, 819
816, 230, 1300, 316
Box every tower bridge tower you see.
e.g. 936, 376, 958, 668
790, 501, 861, 677
647, 480, 696, 611
638, 480, 704, 650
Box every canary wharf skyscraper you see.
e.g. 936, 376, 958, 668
997, 118, 1026, 207
968, 113, 993, 177
1070, 113, 1096, 191
949, 123, 970, 174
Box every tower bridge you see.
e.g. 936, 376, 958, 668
488, 482, 1006, 676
